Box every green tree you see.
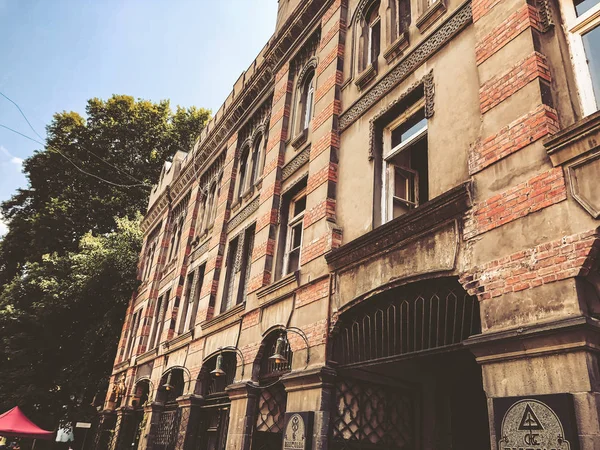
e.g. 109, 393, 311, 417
0, 95, 210, 427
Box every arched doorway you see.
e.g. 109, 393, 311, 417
192, 351, 238, 450
251, 329, 293, 450
329, 277, 490, 450
154, 368, 185, 450
123, 378, 150, 450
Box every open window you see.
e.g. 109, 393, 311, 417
561, 0, 600, 115
237, 145, 253, 200
383, 100, 429, 222
221, 224, 256, 313
251, 133, 266, 185
275, 178, 307, 279
368, 4, 381, 66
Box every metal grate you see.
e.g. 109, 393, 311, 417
332, 378, 416, 449
154, 408, 181, 450
255, 383, 287, 434
332, 279, 480, 366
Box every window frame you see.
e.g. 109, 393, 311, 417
560, 0, 600, 115
381, 100, 428, 223
303, 75, 315, 131
283, 189, 307, 276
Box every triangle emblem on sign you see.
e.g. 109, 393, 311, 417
518, 404, 544, 431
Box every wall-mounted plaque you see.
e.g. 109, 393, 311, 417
282, 412, 314, 450
493, 394, 579, 450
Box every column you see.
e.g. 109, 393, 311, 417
225, 382, 260, 450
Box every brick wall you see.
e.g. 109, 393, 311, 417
461, 229, 600, 300
464, 167, 567, 239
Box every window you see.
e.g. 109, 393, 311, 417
561, 0, 600, 114
124, 310, 142, 359
251, 134, 265, 185
398, 0, 412, 35
176, 272, 195, 334
149, 290, 170, 349
276, 179, 307, 279
220, 225, 256, 313
383, 102, 428, 222
368, 5, 381, 66
237, 146, 252, 199
186, 265, 205, 331
301, 71, 316, 132
168, 217, 184, 261
142, 242, 156, 281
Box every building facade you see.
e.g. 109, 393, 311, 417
96, 0, 600, 448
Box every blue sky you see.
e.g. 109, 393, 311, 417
0, 0, 277, 234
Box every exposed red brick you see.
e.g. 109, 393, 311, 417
312, 99, 342, 131
260, 180, 282, 204
248, 270, 272, 293
256, 208, 279, 232
307, 162, 338, 195
241, 309, 260, 330
252, 238, 276, 262
469, 104, 559, 174
317, 44, 345, 76
322, 0, 344, 24
304, 199, 337, 228
315, 70, 344, 103
479, 52, 551, 114
475, 4, 542, 65
460, 228, 600, 300
464, 168, 567, 239
311, 132, 340, 160
320, 18, 345, 51
472, 0, 504, 22
273, 79, 294, 104
296, 278, 330, 308
269, 104, 291, 129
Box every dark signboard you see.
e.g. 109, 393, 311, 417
282, 412, 314, 450
493, 394, 579, 450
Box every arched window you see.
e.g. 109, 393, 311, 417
296, 69, 316, 136
357, 0, 382, 73
202, 182, 217, 231
210, 175, 222, 224
237, 146, 252, 199
251, 133, 265, 185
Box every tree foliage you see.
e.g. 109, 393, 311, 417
0, 95, 210, 427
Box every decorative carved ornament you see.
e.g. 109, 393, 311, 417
368, 70, 434, 160
227, 196, 260, 233
282, 147, 311, 181
339, 0, 472, 132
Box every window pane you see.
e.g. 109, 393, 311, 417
583, 25, 600, 107
291, 223, 303, 249
575, 0, 599, 16
288, 249, 300, 273
391, 111, 427, 148
293, 196, 306, 216
394, 168, 409, 200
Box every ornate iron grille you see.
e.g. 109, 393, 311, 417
174, 406, 190, 450
255, 383, 287, 433
332, 378, 416, 449
332, 279, 480, 366
194, 406, 230, 450
154, 408, 181, 450
259, 334, 293, 378
115, 413, 137, 450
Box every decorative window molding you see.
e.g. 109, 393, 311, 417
227, 196, 260, 233
339, 0, 472, 132
368, 71, 435, 160
383, 32, 410, 63
355, 63, 378, 90
282, 147, 311, 181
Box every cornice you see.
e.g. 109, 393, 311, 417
325, 181, 472, 270
141, 1, 331, 234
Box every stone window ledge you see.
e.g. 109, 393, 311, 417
544, 109, 600, 166
162, 330, 194, 353
326, 181, 472, 270
291, 129, 308, 149
383, 32, 410, 64
416, 0, 447, 33
355, 63, 377, 91
200, 302, 246, 332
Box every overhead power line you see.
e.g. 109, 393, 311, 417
0, 91, 152, 190
0, 123, 150, 190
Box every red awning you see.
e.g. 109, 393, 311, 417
0, 407, 54, 440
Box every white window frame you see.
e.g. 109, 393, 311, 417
304, 80, 315, 130
560, 0, 600, 115
368, 16, 381, 65
381, 102, 428, 223
283, 191, 306, 276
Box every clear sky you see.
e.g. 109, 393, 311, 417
0, 0, 278, 234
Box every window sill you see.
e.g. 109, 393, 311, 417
200, 302, 246, 332
136, 348, 158, 365
383, 32, 410, 64
416, 0, 447, 33
291, 129, 308, 149
256, 271, 299, 305
355, 63, 377, 91
162, 330, 194, 352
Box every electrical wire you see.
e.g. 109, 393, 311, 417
0, 123, 150, 190
0, 91, 151, 187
